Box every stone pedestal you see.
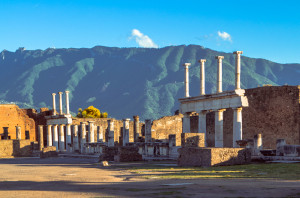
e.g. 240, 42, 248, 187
181, 133, 205, 147
16, 126, 21, 140
215, 109, 225, 147
80, 122, 87, 153
72, 125, 79, 151
107, 120, 115, 147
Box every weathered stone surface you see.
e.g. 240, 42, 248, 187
181, 133, 205, 147
114, 146, 142, 162
0, 140, 32, 158
40, 146, 58, 158
178, 147, 251, 167
98, 147, 118, 161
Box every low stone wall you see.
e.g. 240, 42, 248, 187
114, 146, 142, 162
181, 133, 205, 147
178, 147, 251, 167
0, 140, 32, 158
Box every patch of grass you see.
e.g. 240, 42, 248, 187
126, 163, 300, 180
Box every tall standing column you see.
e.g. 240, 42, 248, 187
65, 90, 70, 115
66, 124, 71, 152
133, 115, 140, 142
182, 113, 191, 133
47, 125, 53, 147
215, 109, 226, 147
233, 51, 243, 90
52, 93, 57, 116
183, 63, 191, 97
16, 126, 21, 140
59, 124, 65, 151
97, 125, 104, 142
58, 92, 63, 115
107, 120, 115, 147
38, 125, 44, 151
233, 107, 243, 148
123, 118, 130, 146
215, 56, 224, 93
88, 121, 95, 143
53, 125, 59, 151
80, 122, 87, 153
199, 59, 206, 95
72, 125, 79, 151
145, 119, 152, 143
198, 110, 208, 146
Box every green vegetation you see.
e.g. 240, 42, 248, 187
0, 45, 300, 120
77, 106, 108, 118
127, 163, 300, 180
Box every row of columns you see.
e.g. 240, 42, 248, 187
52, 91, 70, 116
184, 51, 243, 97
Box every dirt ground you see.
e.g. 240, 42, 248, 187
0, 157, 299, 198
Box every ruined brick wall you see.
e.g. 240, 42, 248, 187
0, 140, 32, 158
151, 115, 183, 145
0, 105, 36, 141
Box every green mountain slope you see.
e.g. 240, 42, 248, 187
0, 45, 299, 120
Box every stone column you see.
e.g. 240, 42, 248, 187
133, 115, 140, 141
47, 125, 52, 147
38, 125, 44, 151
215, 109, 226, 147
145, 119, 152, 143
53, 125, 59, 151
59, 124, 65, 151
16, 126, 21, 140
254, 134, 263, 155
72, 125, 79, 151
123, 118, 130, 146
80, 122, 87, 153
66, 124, 71, 152
233, 51, 243, 90
182, 113, 191, 133
65, 90, 70, 115
183, 63, 191, 97
215, 56, 224, 93
276, 138, 285, 156
52, 93, 56, 116
198, 110, 207, 146
58, 92, 63, 115
107, 120, 115, 147
97, 125, 104, 142
199, 59, 206, 95
88, 121, 95, 143
233, 107, 243, 148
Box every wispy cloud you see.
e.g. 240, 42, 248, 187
129, 29, 158, 48
217, 31, 232, 42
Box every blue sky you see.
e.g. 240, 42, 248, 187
1, 0, 300, 63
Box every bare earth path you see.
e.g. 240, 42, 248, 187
0, 157, 299, 198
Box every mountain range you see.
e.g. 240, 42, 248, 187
0, 45, 300, 120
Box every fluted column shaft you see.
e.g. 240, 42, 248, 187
215, 56, 224, 93
53, 125, 58, 151
72, 125, 79, 151
65, 91, 70, 114
59, 124, 65, 151
88, 121, 95, 143
234, 51, 243, 89
199, 59, 206, 95
52, 93, 56, 116
66, 124, 71, 152
123, 118, 130, 146
80, 122, 87, 153
183, 63, 191, 97
215, 109, 226, 147
16, 126, 21, 140
198, 111, 207, 146
58, 92, 63, 115
47, 125, 52, 147
233, 107, 243, 147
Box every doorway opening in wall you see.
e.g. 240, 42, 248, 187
25, 131, 30, 140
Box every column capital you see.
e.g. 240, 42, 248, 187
65, 90, 70, 94
52, 93, 56, 96
233, 51, 243, 55
47, 124, 53, 127
233, 107, 243, 111
198, 110, 209, 115
215, 108, 226, 112
123, 118, 131, 121
183, 63, 191, 67
215, 56, 224, 60
198, 59, 206, 63
58, 92, 63, 95
88, 121, 95, 123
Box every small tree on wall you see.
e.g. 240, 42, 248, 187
77, 106, 108, 118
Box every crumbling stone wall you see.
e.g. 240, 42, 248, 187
0, 104, 36, 141
151, 115, 183, 145
0, 140, 32, 158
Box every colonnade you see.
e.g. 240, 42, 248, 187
51, 90, 70, 116
181, 51, 245, 148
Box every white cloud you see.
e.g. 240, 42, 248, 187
130, 29, 158, 48
217, 31, 232, 42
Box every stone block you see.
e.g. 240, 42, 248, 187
114, 146, 142, 162
98, 147, 118, 161
40, 146, 58, 158
0, 140, 32, 158
181, 133, 205, 147
178, 147, 251, 167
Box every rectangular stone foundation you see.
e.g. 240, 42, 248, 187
178, 147, 251, 167
181, 133, 205, 147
